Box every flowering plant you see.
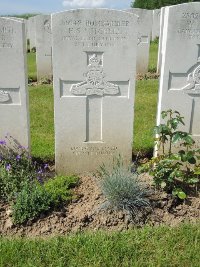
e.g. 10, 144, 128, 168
0, 135, 48, 202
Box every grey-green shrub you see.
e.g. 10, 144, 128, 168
100, 161, 151, 222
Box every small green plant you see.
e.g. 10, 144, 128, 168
12, 182, 51, 224
140, 110, 200, 199
99, 158, 151, 223
44, 175, 78, 208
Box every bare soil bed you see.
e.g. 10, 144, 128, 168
0, 174, 199, 237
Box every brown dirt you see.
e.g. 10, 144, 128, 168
0, 174, 199, 237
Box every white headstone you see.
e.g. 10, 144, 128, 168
52, 9, 138, 174
28, 16, 36, 50
125, 8, 153, 74
157, 7, 166, 73
0, 18, 30, 148
157, 3, 200, 150
152, 9, 161, 40
35, 15, 52, 81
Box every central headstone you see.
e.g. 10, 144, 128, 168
52, 9, 138, 174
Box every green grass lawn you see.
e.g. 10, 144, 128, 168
148, 40, 159, 73
29, 85, 54, 160
133, 79, 158, 156
0, 224, 199, 267
27, 52, 37, 82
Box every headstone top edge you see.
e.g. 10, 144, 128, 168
167, 2, 200, 10
0, 17, 24, 24
51, 8, 140, 18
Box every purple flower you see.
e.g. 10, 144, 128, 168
16, 155, 21, 161
6, 164, 11, 171
44, 164, 48, 169
0, 140, 6, 145
37, 169, 43, 174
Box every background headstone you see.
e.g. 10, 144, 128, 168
0, 17, 30, 148
157, 3, 200, 151
28, 16, 36, 51
126, 8, 153, 74
157, 7, 166, 73
52, 9, 138, 174
35, 15, 52, 81
152, 9, 161, 40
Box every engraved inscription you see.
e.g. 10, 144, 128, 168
0, 25, 14, 48
177, 12, 200, 39
71, 54, 119, 96
71, 146, 118, 156
59, 19, 131, 47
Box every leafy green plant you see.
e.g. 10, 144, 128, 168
140, 110, 200, 199
12, 182, 51, 224
44, 175, 78, 208
99, 159, 151, 223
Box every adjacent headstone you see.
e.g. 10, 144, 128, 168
152, 9, 161, 40
125, 8, 153, 73
52, 9, 138, 174
0, 17, 30, 148
35, 15, 52, 81
157, 3, 200, 151
28, 16, 36, 50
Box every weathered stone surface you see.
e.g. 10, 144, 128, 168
125, 8, 153, 73
0, 17, 30, 148
35, 15, 52, 81
157, 3, 200, 152
52, 9, 138, 174
152, 9, 161, 40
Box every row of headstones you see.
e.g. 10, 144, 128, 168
1, 4, 198, 175
26, 8, 161, 80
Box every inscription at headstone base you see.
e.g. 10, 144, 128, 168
0, 18, 30, 148
157, 3, 200, 154
52, 9, 138, 174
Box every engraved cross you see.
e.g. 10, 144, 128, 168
169, 44, 200, 135
60, 52, 129, 143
